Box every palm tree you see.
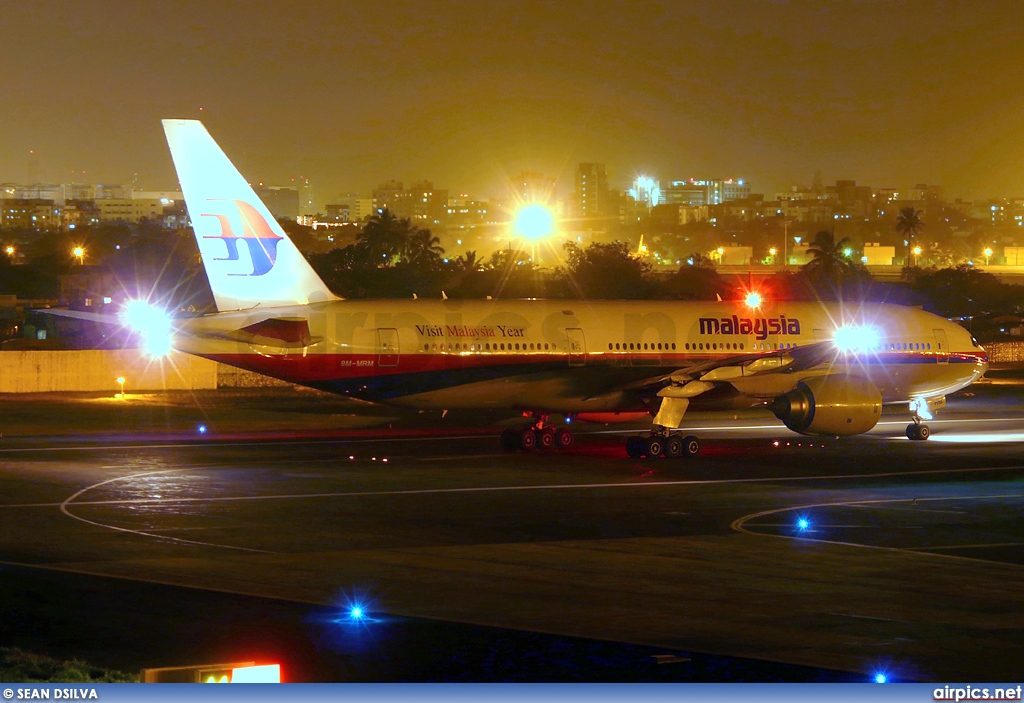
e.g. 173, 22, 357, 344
358, 209, 411, 265
457, 250, 480, 272
403, 227, 444, 265
804, 229, 852, 283
896, 207, 924, 265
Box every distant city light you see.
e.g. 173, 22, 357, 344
514, 204, 554, 240
4, 246, 13, 256
843, 248, 853, 257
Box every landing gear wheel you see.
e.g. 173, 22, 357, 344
539, 426, 557, 450
625, 436, 644, 459
519, 428, 538, 450
664, 435, 684, 458
906, 423, 930, 440
555, 428, 574, 450
500, 428, 519, 451
682, 435, 701, 457
644, 436, 665, 459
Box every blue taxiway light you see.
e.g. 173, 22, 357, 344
349, 606, 364, 620
197, 424, 207, 434
874, 673, 888, 684
797, 518, 810, 531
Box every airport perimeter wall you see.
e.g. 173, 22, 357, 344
0, 350, 295, 393
0, 350, 219, 393
986, 341, 1024, 363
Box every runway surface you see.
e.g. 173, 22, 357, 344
1, 383, 1023, 681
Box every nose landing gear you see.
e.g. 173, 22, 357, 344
906, 421, 930, 441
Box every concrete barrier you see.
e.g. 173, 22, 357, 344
0, 350, 218, 393
216, 364, 292, 388
985, 341, 1024, 363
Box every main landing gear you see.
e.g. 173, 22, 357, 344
500, 414, 574, 451
625, 429, 700, 459
906, 419, 931, 441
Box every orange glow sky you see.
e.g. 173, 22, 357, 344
2, 1, 1022, 204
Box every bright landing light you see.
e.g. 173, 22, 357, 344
744, 291, 763, 308
514, 204, 554, 240
121, 299, 174, 358
833, 324, 881, 354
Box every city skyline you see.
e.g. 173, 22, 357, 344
2, 1, 1023, 202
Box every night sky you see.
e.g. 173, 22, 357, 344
2, 1, 1022, 204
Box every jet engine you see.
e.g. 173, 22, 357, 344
769, 375, 882, 436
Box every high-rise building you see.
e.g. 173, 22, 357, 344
372, 181, 448, 224
254, 186, 300, 220
510, 172, 556, 205
575, 163, 609, 226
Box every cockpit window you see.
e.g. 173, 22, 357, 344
971, 336, 981, 348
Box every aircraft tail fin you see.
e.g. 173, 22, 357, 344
161, 119, 337, 311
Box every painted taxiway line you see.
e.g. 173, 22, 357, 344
731, 493, 1024, 569
24, 463, 1022, 511
58, 468, 272, 554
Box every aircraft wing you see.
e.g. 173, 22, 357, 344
617, 341, 840, 399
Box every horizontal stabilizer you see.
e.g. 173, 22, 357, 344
36, 308, 121, 324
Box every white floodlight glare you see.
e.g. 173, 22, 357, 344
832, 324, 881, 354
121, 299, 174, 358
514, 204, 554, 241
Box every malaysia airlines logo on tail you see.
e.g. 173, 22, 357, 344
162, 118, 336, 310
200, 200, 284, 276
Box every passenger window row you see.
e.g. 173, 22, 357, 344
889, 342, 931, 351
422, 342, 552, 352
606, 342, 678, 351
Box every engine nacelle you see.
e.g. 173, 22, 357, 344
770, 375, 882, 436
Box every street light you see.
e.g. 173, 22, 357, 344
116, 376, 125, 398
912, 245, 922, 267
984, 247, 993, 265
72, 246, 85, 264
4, 245, 13, 257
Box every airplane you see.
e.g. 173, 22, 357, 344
118, 120, 994, 457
